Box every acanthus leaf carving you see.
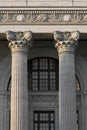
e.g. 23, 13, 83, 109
54, 31, 80, 53
6, 31, 33, 53
0, 10, 87, 25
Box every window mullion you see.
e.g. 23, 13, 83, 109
38, 59, 40, 91
56, 61, 58, 91
48, 59, 50, 91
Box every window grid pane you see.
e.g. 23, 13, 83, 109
35, 113, 38, 121
32, 59, 38, 70
50, 123, 54, 130
29, 58, 58, 91
32, 80, 38, 91
34, 111, 55, 130
35, 123, 38, 130
40, 58, 48, 70
40, 113, 49, 121
40, 72, 48, 79
32, 72, 38, 90
50, 59, 55, 70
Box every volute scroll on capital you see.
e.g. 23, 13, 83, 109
54, 31, 80, 53
6, 31, 33, 53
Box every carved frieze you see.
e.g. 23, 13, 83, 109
0, 10, 87, 25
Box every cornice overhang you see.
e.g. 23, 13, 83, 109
0, 8, 87, 25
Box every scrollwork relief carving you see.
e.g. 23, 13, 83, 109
0, 10, 87, 25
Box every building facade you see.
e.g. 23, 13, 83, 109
0, 1, 87, 130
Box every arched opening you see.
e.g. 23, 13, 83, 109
7, 58, 81, 130
76, 76, 81, 91
28, 57, 59, 91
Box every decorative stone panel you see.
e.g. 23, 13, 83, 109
29, 95, 58, 108
0, 9, 87, 25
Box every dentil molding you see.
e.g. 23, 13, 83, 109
0, 9, 87, 25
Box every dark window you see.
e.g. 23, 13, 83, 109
76, 110, 79, 130
28, 58, 58, 91
34, 111, 55, 130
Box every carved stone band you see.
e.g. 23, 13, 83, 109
54, 31, 80, 53
6, 31, 32, 53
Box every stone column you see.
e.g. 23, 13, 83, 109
54, 31, 80, 130
6, 31, 32, 130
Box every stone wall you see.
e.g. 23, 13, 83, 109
0, 0, 87, 7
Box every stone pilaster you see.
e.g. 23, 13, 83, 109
6, 31, 32, 130
54, 31, 80, 130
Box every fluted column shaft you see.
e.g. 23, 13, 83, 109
6, 31, 32, 130
59, 52, 76, 130
54, 31, 80, 130
11, 51, 28, 130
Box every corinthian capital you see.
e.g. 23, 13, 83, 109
54, 31, 80, 53
6, 31, 32, 53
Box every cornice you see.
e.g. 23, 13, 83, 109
0, 9, 87, 25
